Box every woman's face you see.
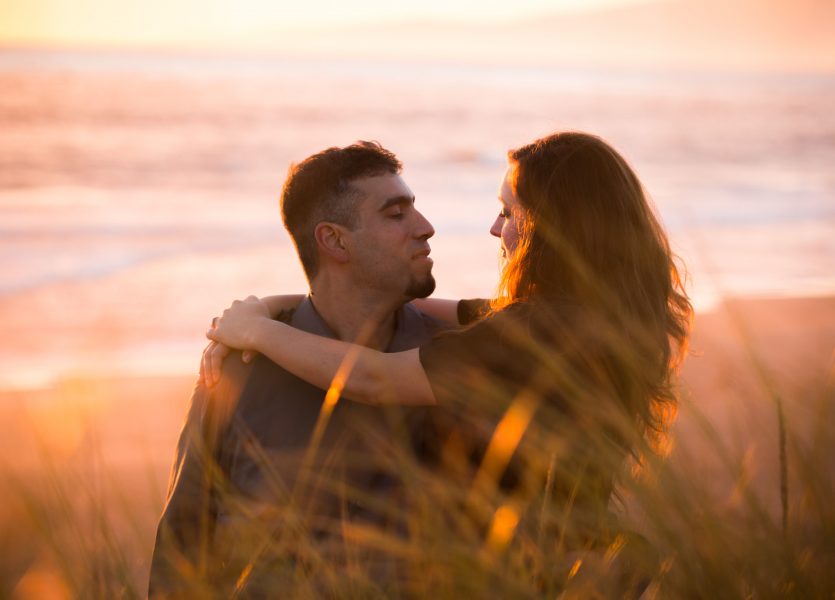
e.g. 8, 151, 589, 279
490, 165, 524, 258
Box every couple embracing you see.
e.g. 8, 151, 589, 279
150, 132, 691, 597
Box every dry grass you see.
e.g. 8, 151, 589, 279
1, 297, 834, 599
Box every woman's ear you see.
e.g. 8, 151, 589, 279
314, 222, 350, 264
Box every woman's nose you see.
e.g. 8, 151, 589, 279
489, 216, 502, 238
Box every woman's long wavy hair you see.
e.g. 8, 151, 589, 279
494, 132, 692, 455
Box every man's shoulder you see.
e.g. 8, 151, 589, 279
274, 308, 295, 325
392, 303, 452, 351
184, 349, 253, 438
229, 307, 324, 408
419, 310, 453, 339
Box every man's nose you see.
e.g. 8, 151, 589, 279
489, 216, 502, 238
415, 210, 435, 239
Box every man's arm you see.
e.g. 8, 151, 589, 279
148, 352, 251, 597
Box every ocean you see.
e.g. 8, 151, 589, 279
1, 48, 833, 388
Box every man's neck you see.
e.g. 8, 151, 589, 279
308, 275, 403, 350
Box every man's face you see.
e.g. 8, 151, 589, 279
344, 173, 436, 301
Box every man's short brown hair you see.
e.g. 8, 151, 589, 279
280, 141, 402, 280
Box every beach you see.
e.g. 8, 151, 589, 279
2, 52, 834, 390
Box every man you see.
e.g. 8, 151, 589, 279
149, 142, 443, 596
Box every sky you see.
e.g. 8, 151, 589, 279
1, 0, 833, 72
1, 0, 654, 48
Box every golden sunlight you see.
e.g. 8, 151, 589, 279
303, 345, 360, 465
471, 391, 539, 497
485, 503, 521, 553
2, 0, 660, 49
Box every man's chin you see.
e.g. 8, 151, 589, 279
405, 274, 436, 300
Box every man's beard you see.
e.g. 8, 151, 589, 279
405, 273, 436, 300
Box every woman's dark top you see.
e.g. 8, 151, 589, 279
417, 300, 628, 550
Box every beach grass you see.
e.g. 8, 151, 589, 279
1, 297, 834, 598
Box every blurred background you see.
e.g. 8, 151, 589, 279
1, 0, 834, 596
1, 0, 834, 386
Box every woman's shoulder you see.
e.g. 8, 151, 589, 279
421, 301, 539, 364
422, 297, 587, 359
481, 297, 582, 330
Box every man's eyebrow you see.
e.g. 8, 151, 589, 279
378, 195, 415, 211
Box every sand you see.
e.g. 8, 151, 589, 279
676, 296, 834, 509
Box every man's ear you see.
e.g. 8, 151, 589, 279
314, 222, 350, 264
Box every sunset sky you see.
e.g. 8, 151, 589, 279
1, 0, 654, 46
1, 0, 834, 71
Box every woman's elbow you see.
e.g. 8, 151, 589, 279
348, 373, 435, 406
345, 351, 436, 406
375, 374, 437, 406
353, 375, 390, 405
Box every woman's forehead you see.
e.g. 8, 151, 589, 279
499, 166, 519, 206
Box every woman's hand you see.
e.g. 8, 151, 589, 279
198, 340, 258, 388
198, 294, 271, 387
206, 295, 271, 350
198, 340, 229, 387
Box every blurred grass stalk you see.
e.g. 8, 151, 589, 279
1, 318, 833, 599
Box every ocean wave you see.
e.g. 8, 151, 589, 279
0, 229, 281, 296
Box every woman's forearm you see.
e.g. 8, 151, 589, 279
248, 319, 436, 406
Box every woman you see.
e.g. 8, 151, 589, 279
207, 132, 691, 586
